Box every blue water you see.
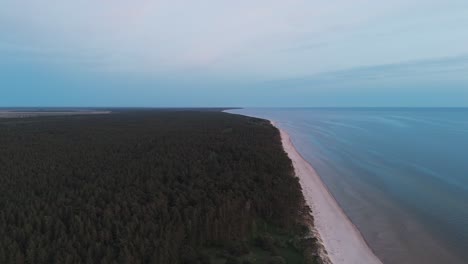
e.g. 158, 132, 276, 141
228, 108, 468, 264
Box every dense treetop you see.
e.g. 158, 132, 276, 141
0, 110, 319, 264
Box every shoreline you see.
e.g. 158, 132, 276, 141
273, 122, 382, 264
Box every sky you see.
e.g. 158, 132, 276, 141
1, 0, 468, 107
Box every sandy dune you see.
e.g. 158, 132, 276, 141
276, 124, 382, 264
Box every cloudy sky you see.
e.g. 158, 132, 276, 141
1, 0, 467, 107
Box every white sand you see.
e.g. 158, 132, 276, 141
276, 125, 383, 264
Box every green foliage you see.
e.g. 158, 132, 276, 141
0, 111, 309, 263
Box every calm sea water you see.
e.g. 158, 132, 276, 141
227, 108, 468, 264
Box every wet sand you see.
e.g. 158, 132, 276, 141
275, 124, 382, 264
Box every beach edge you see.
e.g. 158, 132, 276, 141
271, 121, 383, 264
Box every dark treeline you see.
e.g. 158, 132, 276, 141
0, 111, 318, 264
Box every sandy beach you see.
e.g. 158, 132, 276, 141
275, 123, 382, 264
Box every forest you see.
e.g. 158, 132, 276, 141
0, 110, 321, 264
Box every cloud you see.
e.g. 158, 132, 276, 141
3, 0, 452, 76
258, 54, 468, 102
1, 0, 468, 107
313, 55, 468, 82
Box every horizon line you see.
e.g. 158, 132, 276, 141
1, 106, 468, 109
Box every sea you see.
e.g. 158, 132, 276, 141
227, 108, 468, 264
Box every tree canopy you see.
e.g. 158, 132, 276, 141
0, 110, 319, 264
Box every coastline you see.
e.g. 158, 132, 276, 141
273, 122, 383, 264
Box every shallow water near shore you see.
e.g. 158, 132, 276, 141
227, 108, 468, 264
